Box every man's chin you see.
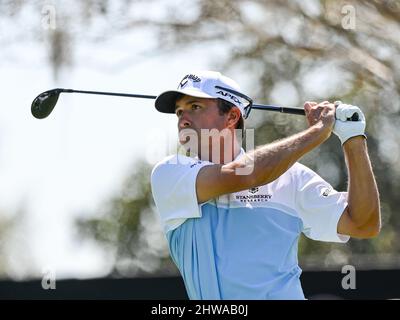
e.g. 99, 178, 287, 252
178, 142, 201, 157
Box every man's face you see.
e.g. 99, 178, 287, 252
175, 95, 238, 159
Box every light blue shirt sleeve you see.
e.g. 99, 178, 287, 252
150, 154, 213, 233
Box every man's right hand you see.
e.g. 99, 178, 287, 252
304, 101, 336, 141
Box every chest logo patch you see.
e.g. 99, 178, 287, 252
235, 188, 272, 203
249, 187, 259, 194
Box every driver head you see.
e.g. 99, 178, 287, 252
31, 89, 62, 119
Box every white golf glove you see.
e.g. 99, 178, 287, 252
333, 102, 366, 145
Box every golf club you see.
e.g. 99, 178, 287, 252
31, 88, 359, 121
31, 88, 157, 119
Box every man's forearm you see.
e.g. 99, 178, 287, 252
240, 124, 329, 186
343, 137, 381, 232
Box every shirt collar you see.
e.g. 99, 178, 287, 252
194, 148, 245, 163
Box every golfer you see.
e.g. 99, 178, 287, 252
150, 70, 380, 300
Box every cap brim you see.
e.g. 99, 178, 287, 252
155, 89, 214, 114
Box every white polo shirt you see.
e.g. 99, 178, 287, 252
150, 148, 349, 300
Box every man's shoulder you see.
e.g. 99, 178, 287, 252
275, 162, 316, 183
153, 154, 183, 167
290, 162, 312, 174
284, 162, 323, 187
151, 154, 211, 182
152, 154, 202, 170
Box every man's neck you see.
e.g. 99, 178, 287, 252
195, 142, 241, 164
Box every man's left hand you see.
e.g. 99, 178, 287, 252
333, 102, 366, 145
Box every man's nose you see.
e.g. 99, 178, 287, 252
178, 112, 192, 129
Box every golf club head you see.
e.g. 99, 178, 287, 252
31, 89, 62, 119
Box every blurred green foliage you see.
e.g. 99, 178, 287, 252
0, 214, 14, 277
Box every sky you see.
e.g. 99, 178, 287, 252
0, 26, 224, 279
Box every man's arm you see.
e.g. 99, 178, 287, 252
196, 102, 335, 203
337, 137, 381, 238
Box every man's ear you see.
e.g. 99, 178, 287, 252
227, 107, 241, 129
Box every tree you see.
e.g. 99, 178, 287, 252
0, 213, 14, 277
0, 207, 34, 279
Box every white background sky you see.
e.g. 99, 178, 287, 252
0, 26, 226, 279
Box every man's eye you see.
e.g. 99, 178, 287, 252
176, 109, 183, 117
192, 104, 201, 110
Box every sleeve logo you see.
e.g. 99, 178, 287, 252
321, 186, 333, 197
190, 160, 202, 168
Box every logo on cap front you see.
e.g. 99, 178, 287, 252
179, 74, 201, 89
215, 89, 242, 105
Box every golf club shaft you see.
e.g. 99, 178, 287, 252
62, 89, 306, 115
252, 104, 305, 115
62, 89, 157, 100
253, 103, 359, 121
